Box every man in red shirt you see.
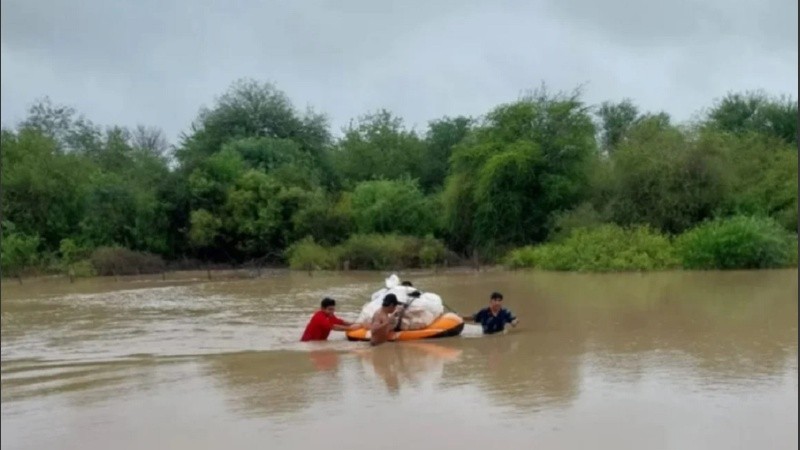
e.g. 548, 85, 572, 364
300, 297, 362, 341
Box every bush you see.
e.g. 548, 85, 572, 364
90, 246, 165, 276
284, 233, 453, 271
503, 224, 679, 272
69, 260, 97, 277
1, 230, 41, 278
336, 234, 411, 270
417, 235, 449, 268
676, 216, 796, 269
349, 179, 437, 237
285, 237, 339, 270
603, 126, 734, 234
547, 202, 607, 242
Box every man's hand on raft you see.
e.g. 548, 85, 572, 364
333, 322, 368, 331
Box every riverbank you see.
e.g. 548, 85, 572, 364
3, 215, 797, 285
0, 264, 507, 289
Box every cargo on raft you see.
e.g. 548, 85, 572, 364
345, 274, 465, 342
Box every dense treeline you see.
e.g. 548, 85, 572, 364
1, 80, 797, 278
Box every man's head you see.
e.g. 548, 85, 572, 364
382, 293, 399, 312
320, 297, 336, 316
489, 291, 503, 311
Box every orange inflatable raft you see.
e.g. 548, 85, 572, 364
346, 312, 465, 342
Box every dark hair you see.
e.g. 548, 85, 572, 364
401, 281, 413, 287
490, 291, 503, 300
382, 293, 399, 307
321, 297, 336, 308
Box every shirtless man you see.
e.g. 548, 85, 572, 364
370, 294, 402, 346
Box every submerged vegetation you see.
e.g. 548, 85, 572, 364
1, 80, 797, 278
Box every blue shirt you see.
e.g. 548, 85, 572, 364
472, 307, 516, 334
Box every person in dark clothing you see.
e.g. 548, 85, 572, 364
462, 291, 519, 334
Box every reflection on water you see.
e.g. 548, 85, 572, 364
353, 342, 462, 394
445, 332, 584, 411
204, 350, 346, 418
1, 269, 797, 450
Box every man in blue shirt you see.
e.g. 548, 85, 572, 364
462, 291, 519, 334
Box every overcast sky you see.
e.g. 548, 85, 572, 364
2, 0, 797, 144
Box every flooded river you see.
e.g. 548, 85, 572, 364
1, 269, 797, 449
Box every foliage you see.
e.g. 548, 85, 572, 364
89, 247, 166, 276
504, 225, 679, 272
546, 202, 608, 242
420, 116, 473, 192
284, 234, 452, 271
332, 109, 426, 188
290, 191, 354, 246
721, 134, 798, 231
2, 80, 797, 277
704, 90, 797, 145
675, 216, 796, 270
597, 124, 734, 234
596, 99, 639, 153
1, 228, 41, 277
285, 236, 339, 271
349, 178, 437, 237
443, 85, 598, 257
176, 79, 333, 182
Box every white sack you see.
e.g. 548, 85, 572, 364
356, 274, 445, 330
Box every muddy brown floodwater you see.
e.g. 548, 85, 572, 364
1, 269, 797, 449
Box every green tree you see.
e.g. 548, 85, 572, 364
349, 179, 437, 236
1, 227, 41, 281
596, 99, 639, 153
600, 123, 733, 234
443, 86, 597, 256
419, 116, 473, 192
332, 109, 425, 187
176, 79, 335, 185
705, 91, 797, 145
1, 128, 91, 252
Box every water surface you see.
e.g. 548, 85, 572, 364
2, 269, 797, 449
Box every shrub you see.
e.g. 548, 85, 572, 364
285, 237, 339, 270
417, 235, 448, 268
503, 224, 679, 272
547, 202, 607, 242
604, 126, 734, 234
675, 216, 796, 269
285, 233, 453, 271
0, 231, 41, 278
349, 179, 437, 237
70, 260, 97, 277
90, 246, 165, 276
336, 234, 410, 270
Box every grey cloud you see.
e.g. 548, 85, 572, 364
2, 0, 796, 144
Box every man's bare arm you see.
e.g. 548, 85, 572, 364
370, 315, 391, 333
332, 323, 362, 331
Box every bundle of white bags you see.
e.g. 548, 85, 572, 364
355, 274, 445, 330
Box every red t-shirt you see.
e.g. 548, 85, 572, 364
300, 310, 346, 341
